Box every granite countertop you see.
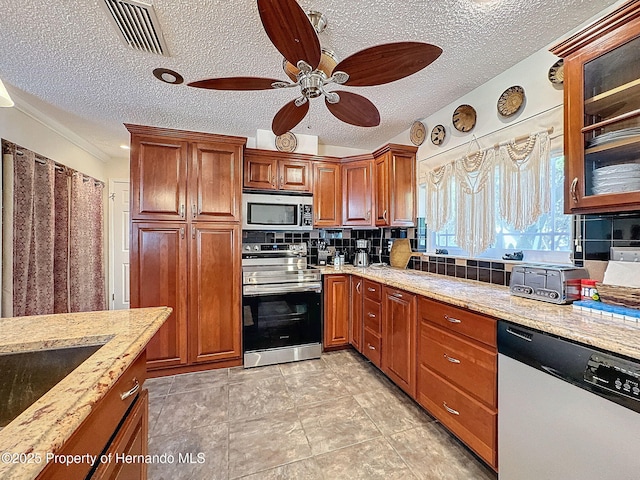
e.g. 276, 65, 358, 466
321, 265, 640, 361
0, 306, 171, 480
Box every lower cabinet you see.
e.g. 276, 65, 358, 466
323, 274, 350, 348
340, 275, 498, 471
131, 222, 242, 373
131, 223, 188, 369
91, 390, 149, 480
382, 286, 417, 398
416, 296, 498, 470
37, 352, 148, 480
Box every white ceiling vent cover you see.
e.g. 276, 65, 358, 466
102, 0, 169, 56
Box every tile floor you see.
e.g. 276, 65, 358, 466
145, 349, 498, 480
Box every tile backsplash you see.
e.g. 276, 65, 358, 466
574, 211, 640, 263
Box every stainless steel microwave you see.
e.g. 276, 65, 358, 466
242, 193, 313, 231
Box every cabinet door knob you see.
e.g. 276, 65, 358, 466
368, 344, 376, 350
443, 402, 460, 416
367, 313, 376, 318
383, 209, 387, 221
444, 315, 461, 324
366, 210, 371, 220
570, 177, 579, 203
356, 281, 361, 293
120, 378, 140, 401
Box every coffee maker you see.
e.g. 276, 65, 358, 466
353, 239, 370, 267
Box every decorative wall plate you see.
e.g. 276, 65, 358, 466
548, 59, 564, 85
410, 121, 427, 146
497, 86, 525, 117
275, 132, 297, 152
452, 104, 476, 132
431, 124, 446, 145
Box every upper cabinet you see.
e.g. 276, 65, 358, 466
243, 149, 312, 192
342, 156, 374, 227
128, 125, 245, 222
313, 162, 342, 227
130, 135, 188, 221
373, 144, 417, 227
551, 2, 640, 213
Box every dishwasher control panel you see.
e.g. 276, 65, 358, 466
584, 353, 640, 402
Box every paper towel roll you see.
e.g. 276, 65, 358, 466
602, 261, 640, 288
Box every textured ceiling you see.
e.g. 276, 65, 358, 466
0, 0, 620, 160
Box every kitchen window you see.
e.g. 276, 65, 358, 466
420, 151, 571, 258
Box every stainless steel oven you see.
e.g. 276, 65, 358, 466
242, 243, 322, 367
242, 193, 313, 231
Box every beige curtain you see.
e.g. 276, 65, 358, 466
1, 140, 105, 316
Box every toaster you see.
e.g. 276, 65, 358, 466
509, 264, 588, 304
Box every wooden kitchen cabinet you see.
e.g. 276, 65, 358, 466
130, 222, 188, 369
551, 2, 640, 213
189, 223, 241, 364
362, 280, 382, 367
127, 125, 245, 375
416, 296, 497, 469
243, 149, 312, 192
91, 390, 148, 480
373, 144, 417, 227
190, 141, 242, 222
313, 162, 342, 227
130, 134, 188, 221
382, 286, 417, 397
342, 157, 374, 226
37, 353, 147, 480
323, 274, 350, 349
350, 276, 364, 352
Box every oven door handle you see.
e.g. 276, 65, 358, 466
243, 283, 322, 296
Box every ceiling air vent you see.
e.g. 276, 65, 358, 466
102, 0, 169, 56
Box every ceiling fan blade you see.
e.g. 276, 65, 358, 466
257, 0, 321, 69
334, 42, 442, 87
187, 77, 283, 90
325, 91, 380, 127
272, 99, 310, 135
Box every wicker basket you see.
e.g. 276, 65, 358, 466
596, 282, 640, 310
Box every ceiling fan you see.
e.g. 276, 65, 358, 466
188, 0, 443, 136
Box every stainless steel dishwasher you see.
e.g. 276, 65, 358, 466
498, 320, 640, 480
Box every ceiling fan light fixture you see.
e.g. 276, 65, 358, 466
282, 48, 337, 82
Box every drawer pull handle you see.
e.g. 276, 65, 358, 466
368, 344, 376, 351
392, 293, 403, 298
120, 378, 140, 401
444, 315, 461, 324
444, 354, 461, 364
356, 281, 361, 293
367, 313, 376, 318
443, 402, 460, 416
367, 287, 376, 292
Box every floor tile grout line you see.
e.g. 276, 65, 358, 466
381, 432, 422, 480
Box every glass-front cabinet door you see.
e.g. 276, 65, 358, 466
552, 2, 640, 213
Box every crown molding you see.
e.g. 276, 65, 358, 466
9, 89, 111, 163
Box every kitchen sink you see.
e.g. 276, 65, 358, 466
0, 344, 103, 428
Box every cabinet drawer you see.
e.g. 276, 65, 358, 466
363, 298, 382, 333
419, 322, 496, 407
418, 297, 496, 347
362, 329, 381, 367
417, 365, 496, 468
38, 352, 147, 480
364, 279, 381, 302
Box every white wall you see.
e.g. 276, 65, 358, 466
0, 101, 108, 181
